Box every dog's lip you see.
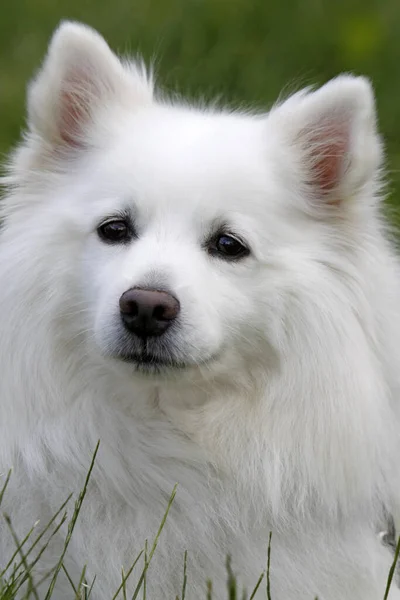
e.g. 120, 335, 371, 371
118, 350, 188, 369
110, 341, 221, 371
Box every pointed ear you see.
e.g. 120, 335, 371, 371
273, 75, 383, 206
27, 21, 153, 150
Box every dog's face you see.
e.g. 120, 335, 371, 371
62, 111, 289, 376
6, 22, 381, 382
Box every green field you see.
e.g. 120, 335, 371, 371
2, 0, 400, 221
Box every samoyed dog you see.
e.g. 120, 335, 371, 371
1, 20, 400, 600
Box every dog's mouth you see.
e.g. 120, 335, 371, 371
106, 330, 219, 375
117, 350, 189, 373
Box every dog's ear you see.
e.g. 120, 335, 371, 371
273, 75, 382, 206
27, 21, 152, 150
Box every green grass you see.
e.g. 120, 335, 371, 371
0, 444, 399, 599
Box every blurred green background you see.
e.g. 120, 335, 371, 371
1, 0, 400, 218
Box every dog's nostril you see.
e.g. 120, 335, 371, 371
119, 296, 139, 316
153, 304, 166, 321
119, 288, 180, 338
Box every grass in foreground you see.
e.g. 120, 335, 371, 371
0, 444, 399, 599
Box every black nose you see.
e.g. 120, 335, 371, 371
119, 288, 180, 338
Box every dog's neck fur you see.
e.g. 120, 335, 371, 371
0, 299, 396, 532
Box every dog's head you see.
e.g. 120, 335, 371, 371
4, 22, 382, 384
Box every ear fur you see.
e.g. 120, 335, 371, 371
272, 75, 383, 205
27, 21, 153, 149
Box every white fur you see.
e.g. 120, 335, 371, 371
1, 21, 400, 599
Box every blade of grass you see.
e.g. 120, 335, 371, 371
226, 556, 237, 600
249, 572, 265, 600
0, 470, 12, 507
75, 565, 87, 600
1, 494, 72, 579
1, 521, 40, 579
383, 532, 400, 600
44, 441, 100, 600
266, 532, 272, 600
181, 550, 188, 600
131, 484, 178, 600
85, 575, 96, 600
1, 561, 19, 597
3, 514, 40, 600
111, 550, 144, 600
206, 580, 212, 600
34, 566, 57, 588
121, 568, 127, 600
142, 540, 148, 600
11, 512, 68, 596
62, 563, 78, 595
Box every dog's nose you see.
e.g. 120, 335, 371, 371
119, 288, 180, 338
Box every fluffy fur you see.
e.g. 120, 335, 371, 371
1, 21, 400, 599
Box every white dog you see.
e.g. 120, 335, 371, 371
0, 21, 400, 600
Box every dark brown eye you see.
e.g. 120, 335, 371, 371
210, 234, 249, 260
98, 220, 132, 244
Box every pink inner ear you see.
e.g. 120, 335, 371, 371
59, 89, 87, 147
58, 66, 97, 148
308, 121, 349, 201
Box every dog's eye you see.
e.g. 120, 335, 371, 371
210, 234, 249, 260
97, 220, 132, 244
